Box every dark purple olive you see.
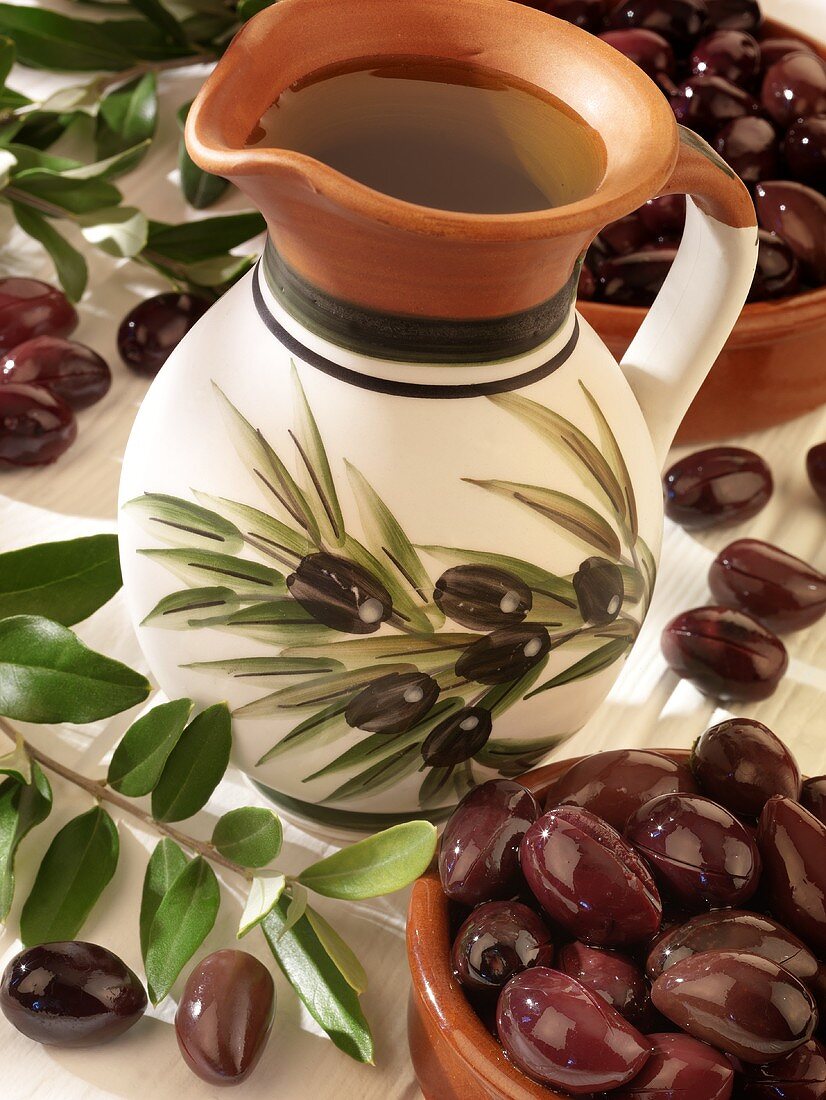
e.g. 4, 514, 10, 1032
802, 776, 826, 825
704, 0, 760, 33
692, 717, 802, 815
625, 792, 761, 908
646, 909, 819, 984
607, 0, 708, 53
671, 76, 760, 139
598, 249, 677, 306
455, 624, 551, 685
287, 552, 392, 634
749, 230, 800, 302
599, 29, 676, 79
664, 446, 773, 530
639, 194, 686, 238
807, 442, 826, 506
783, 118, 826, 190
0, 336, 111, 410
578, 261, 597, 300
652, 950, 817, 1064
421, 706, 492, 766
758, 796, 826, 955
521, 806, 662, 947
599, 212, 652, 257
762, 53, 826, 128
344, 671, 438, 734
175, 950, 274, 1086
0, 382, 77, 468
690, 30, 761, 86
814, 968, 826, 1038
662, 606, 788, 702
709, 539, 826, 634
433, 565, 532, 631
497, 967, 651, 1095
608, 1033, 735, 1100
737, 1039, 826, 1099
438, 779, 539, 906
524, 0, 606, 31
573, 557, 624, 624
451, 900, 553, 993
0, 942, 147, 1047
714, 116, 778, 186
0, 278, 77, 356
117, 292, 211, 376
760, 37, 817, 71
546, 748, 699, 831
755, 181, 826, 286
557, 941, 650, 1025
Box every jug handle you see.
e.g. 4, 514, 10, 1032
619, 127, 758, 468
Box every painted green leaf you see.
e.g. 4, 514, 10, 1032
194, 492, 312, 569
262, 898, 374, 1063
139, 837, 188, 959
0, 536, 122, 626
306, 907, 368, 994
341, 535, 436, 634
418, 761, 475, 807
298, 820, 436, 900
127, 494, 244, 552
473, 733, 567, 776
11, 203, 88, 302
235, 663, 415, 717
325, 742, 422, 803
20, 806, 119, 946
139, 547, 284, 596
212, 807, 282, 868
465, 479, 622, 559
238, 873, 286, 937
256, 699, 350, 765
285, 633, 477, 669
619, 565, 645, 606
151, 703, 232, 822
579, 381, 638, 539
96, 71, 157, 162
183, 655, 344, 686
141, 586, 242, 628
475, 656, 549, 718
144, 856, 220, 1004
0, 735, 31, 785
637, 538, 658, 609
108, 698, 193, 796
0, 763, 52, 922
292, 365, 345, 547
79, 205, 148, 259
0, 616, 150, 723
177, 99, 229, 209
205, 600, 337, 648
418, 544, 577, 606
526, 637, 631, 698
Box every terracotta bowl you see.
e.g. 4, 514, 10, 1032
579, 17, 826, 445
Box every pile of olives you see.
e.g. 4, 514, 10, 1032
439, 718, 826, 1096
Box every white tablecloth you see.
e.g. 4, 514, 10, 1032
0, 1, 824, 1096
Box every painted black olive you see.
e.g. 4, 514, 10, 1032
421, 706, 493, 766
434, 565, 532, 631
455, 625, 552, 685
344, 671, 439, 734
286, 552, 392, 634
574, 557, 625, 624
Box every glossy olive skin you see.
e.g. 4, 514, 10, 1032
0, 382, 77, 467
802, 776, 826, 826
625, 792, 761, 908
546, 748, 699, 831
690, 30, 761, 86
521, 806, 662, 946
497, 967, 651, 1095
607, 0, 707, 51
692, 717, 802, 816
454, 624, 551, 685
761, 53, 826, 129
117, 292, 211, 375
344, 671, 439, 734
705, 0, 761, 33
807, 443, 826, 507
672, 76, 759, 139
451, 901, 552, 993
0, 336, 111, 410
599, 29, 676, 79
760, 37, 816, 71
433, 565, 531, 631
421, 706, 492, 766
646, 909, 819, 985
599, 212, 651, 257
0, 942, 147, 1047
784, 117, 826, 190
664, 446, 773, 530
175, 950, 274, 1086
661, 606, 788, 703
598, 249, 676, 306
749, 230, 800, 302
709, 539, 826, 634
0, 278, 77, 355
652, 950, 817, 1064
606, 1033, 735, 1100
439, 779, 539, 906
714, 117, 778, 186
737, 1039, 826, 1099
758, 796, 826, 955
557, 941, 650, 1025
526, 0, 605, 31
287, 552, 392, 634
755, 181, 826, 286
639, 194, 686, 238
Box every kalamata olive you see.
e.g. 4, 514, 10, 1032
761, 53, 826, 128
497, 967, 651, 1095
0, 942, 147, 1047
451, 900, 553, 993
813, 968, 826, 1037
0, 382, 77, 467
0, 278, 77, 355
738, 1039, 826, 1099
661, 606, 788, 702
599, 29, 676, 79
755, 181, 826, 286
651, 951, 817, 1064
783, 118, 826, 190
117, 292, 211, 375
521, 806, 662, 946
802, 777, 826, 825
433, 565, 532, 631
607, 0, 708, 53
664, 446, 773, 530
607, 1033, 735, 1100
758, 796, 826, 955
344, 671, 438, 733
672, 76, 760, 139
578, 261, 597, 299
807, 442, 826, 506
420, 706, 492, 766
175, 950, 274, 1086
524, 0, 606, 31
599, 213, 651, 257
286, 552, 392, 634
692, 717, 802, 815
705, 0, 760, 33
646, 910, 819, 984
749, 230, 800, 302
690, 30, 761, 86
573, 557, 624, 624
760, 37, 817, 71
438, 779, 539, 906
625, 792, 761, 908
0, 336, 111, 410
598, 249, 677, 306
557, 941, 650, 1025
546, 748, 699, 830
454, 624, 551, 685
714, 117, 778, 186
709, 539, 826, 634
639, 194, 686, 238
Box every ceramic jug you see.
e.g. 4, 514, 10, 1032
118, 0, 758, 829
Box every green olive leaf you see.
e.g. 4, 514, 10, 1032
211, 806, 282, 868
108, 698, 194, 796
96, 71, 157, 163
297, 821, 437, 900
11, 203, 88, 302
146, 213, 265, 262
151, 703, 232, 822
0, 762, 52, 922
0, 734, 31, 785
277, 882, 309, 939
305, 907, 368, 994
237, 872, 286, 938
177, 99, 229, 209
79, 206, 148, 259
139, 837, 188, 959
0, 535, 122, 625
